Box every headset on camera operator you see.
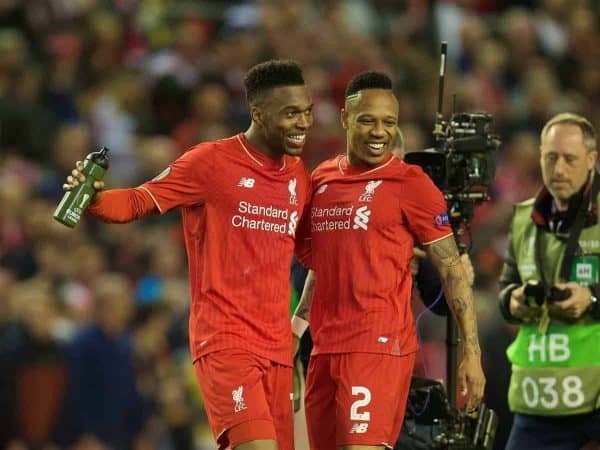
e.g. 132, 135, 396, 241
499, 113, 600, 450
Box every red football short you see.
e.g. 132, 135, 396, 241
193, 350, 293, 450
305, 352, 416, 449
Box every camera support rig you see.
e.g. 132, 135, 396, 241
402, 42, 500, 450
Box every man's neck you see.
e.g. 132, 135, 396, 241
346, 150, 377, 167
553, 199, 569, 212
244, 125, 280, 160
346, 151, 359, 166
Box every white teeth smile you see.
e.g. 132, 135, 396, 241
288, 134, 305, 144
367, 143, 385, 150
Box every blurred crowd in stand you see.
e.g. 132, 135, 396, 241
0, 1, 598, 449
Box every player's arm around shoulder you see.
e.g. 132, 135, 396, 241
424, 235, 485, 411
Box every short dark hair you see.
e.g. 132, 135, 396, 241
345, 71, 393, 98
244, 59, 305, 105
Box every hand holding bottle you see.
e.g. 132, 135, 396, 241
54, 147, 109, 228
63, 160, 106, 191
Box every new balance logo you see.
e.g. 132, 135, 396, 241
359, 180, 382, 202
349, 423, 369, 434
237, 177, 255, 188
352, 206, 371, 231
232, 385, 247, 412
316, 184, 328, 194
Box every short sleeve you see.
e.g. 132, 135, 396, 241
140, 144, 214, 214
401, 166, 453, 245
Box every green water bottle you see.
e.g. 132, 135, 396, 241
53, 147, 110, 228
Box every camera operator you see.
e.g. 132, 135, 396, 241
499, 113, 600, 450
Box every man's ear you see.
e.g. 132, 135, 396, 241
341, 108, 348, 130
251, 106, 263, 126
587, 150, 598, 171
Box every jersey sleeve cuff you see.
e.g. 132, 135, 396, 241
421, 232, 454, 246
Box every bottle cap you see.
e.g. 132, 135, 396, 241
89, 147, 110, 169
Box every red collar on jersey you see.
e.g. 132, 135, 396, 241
338, 152, 396, 176
237, 133, 289, 171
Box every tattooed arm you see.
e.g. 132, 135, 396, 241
424, 235, 485, 411
294, 269, 315, 323
291, 270, 316, 354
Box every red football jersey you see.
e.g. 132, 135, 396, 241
300, 153, 452, 356
141, 134, 310, 366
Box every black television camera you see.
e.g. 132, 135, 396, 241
405, 112, 499, 225
404, 46, 500, 234
523, 280, 572, 306
398, 43, 500, 450
404, 112, 500, 233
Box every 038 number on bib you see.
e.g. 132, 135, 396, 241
509, 365, 600, 415
521, 375, 584, 409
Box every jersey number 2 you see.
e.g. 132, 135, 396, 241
350, 386, 371, 421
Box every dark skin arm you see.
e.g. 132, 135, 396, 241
425, 235, 486, 411
292, 269, 316, 355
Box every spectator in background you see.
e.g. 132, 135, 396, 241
0, 280, 67, 449
172, 82, 233, 153
57, 273, 144, 450
132, 303, 194, 450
